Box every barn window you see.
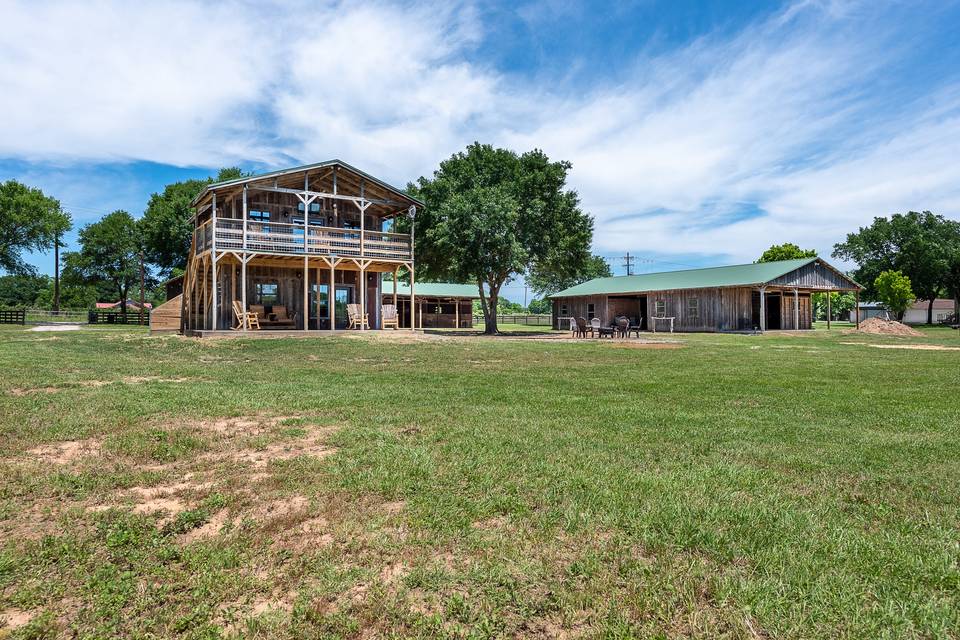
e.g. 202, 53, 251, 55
560, 303, 568, 316
255, 282, 279, 305
587, 303, 596, 320
688, 297, 699, 320
248, 210, 270, 222
655, 300, 666, 316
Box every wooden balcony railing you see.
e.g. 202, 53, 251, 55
194, 219, 412, 261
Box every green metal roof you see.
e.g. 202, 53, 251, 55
192, 159, 424, 207
383, 280, 479, 299
551, 257, 834, 298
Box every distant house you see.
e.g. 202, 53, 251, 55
550, 257, 861, 332
381, 280, 478, 328
857, 298, 957, 324
96, 300, 153, 311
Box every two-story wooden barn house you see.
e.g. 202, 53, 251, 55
181, 161, 422, 334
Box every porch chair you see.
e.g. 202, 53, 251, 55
574, 316, 590, 338
231, 300, 260, 330
270, 305, 296, 328
381, 304, 399, 330
627, 316, 643, 338
616, 316, 630, 338
590, 317, 601, 336
346, 303, 369, 330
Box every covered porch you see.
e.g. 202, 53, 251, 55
182, 253, 415, 333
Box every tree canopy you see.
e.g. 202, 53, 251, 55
0, 180, 72, 275
527, 254, 611, 297
407, 143, 596, 334
141, 167, 247, 277
63, 210, 143, 313
874, 270, 914, 321
833, 211, 959, 324
757, 243, 817, 263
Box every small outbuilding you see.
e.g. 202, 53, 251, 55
550, 257, 861, 332
381, 280, 478, 328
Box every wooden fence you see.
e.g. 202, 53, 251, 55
473, 314, 553, 326
88, 310, 151, 325
0, 309, 26, 325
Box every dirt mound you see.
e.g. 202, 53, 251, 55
852, 317, 923, 337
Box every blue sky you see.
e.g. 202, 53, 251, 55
3, 0, 960, 302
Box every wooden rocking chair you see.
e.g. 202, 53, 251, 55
381, 304, 399, 329
346, 303, 369, 330
232, 301, 260, 330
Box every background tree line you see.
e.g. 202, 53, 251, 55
0, 168, 245, 312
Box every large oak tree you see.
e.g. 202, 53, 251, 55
407, 143, 595, 334
833, 211, 959, 324
0, 180, 72, 276
63, 210, 143, 313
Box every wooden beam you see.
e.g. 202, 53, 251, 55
303, 256, 309, 331
211, 193, 218, 330
826, 290, 831, 330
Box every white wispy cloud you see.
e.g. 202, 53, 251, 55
1, 0, 958, 265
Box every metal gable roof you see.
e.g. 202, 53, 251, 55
550, 257, 849, 298
191, 159, 424, 207
382, 280, 479, 299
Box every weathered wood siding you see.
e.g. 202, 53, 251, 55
552, 295, 608, 329
768, 261, 856, 290
778, 292, 812, 330
646, 287, 754, 332
150, 295, 182, 333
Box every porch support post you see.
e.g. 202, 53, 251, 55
329, 263, 336, 331
794, 288, 799, 330
241, 257, 248, 331
360, 179, 365, 257
392, 266, 398, 308
409, 205, 416, 330
242, 185, 248, 252
211, 193, 218, 331
455, 298, 459, 328
316, 266, 322, 330
410, 264, 415, 330
759, 287, 766, 332
360, 265, 366, 331
303, 256, 309, 331
826, 289, 831, 330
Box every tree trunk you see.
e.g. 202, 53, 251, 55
477, 279, 501, 335
927, 298, 934, 325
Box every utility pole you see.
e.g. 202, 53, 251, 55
53, 230, 60, 313
621, 252, 635, 276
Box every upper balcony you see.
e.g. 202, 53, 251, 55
194, 218, 412, 262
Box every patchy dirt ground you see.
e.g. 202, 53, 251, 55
848, 317, 923, 336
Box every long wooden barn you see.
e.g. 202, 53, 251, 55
181, 161, 422, 334
380, 281, 478, 329
550, 257, 861, 332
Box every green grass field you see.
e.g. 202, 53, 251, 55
1, 324, 958, 638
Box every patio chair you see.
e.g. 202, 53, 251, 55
574, 316, 590, 338
346, 303, 369, 330
590, 317, 601, 336
270, 305, 296, 328
382, 304, 399, 329
231, 300, 260, 330
627, 316, 643, 338
616, 316, 629, 338
569, 316, 578, 336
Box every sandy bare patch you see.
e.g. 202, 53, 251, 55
113, 481, 212, 524
608, 341, 683, 350
217, 591, 297, 634
840, 342, 960, 351
27, 438, 101, 464
233, 440, 337, 468
185, 415, 304, 437
29, 324, 79, 332
379, 560, 408, 584
8, 385, 59, 397
81, 376, 194, 388
179, 509, 229, 542
0, 608, 35, 630
381, 500, 406, 515
472, 515, 509, 530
